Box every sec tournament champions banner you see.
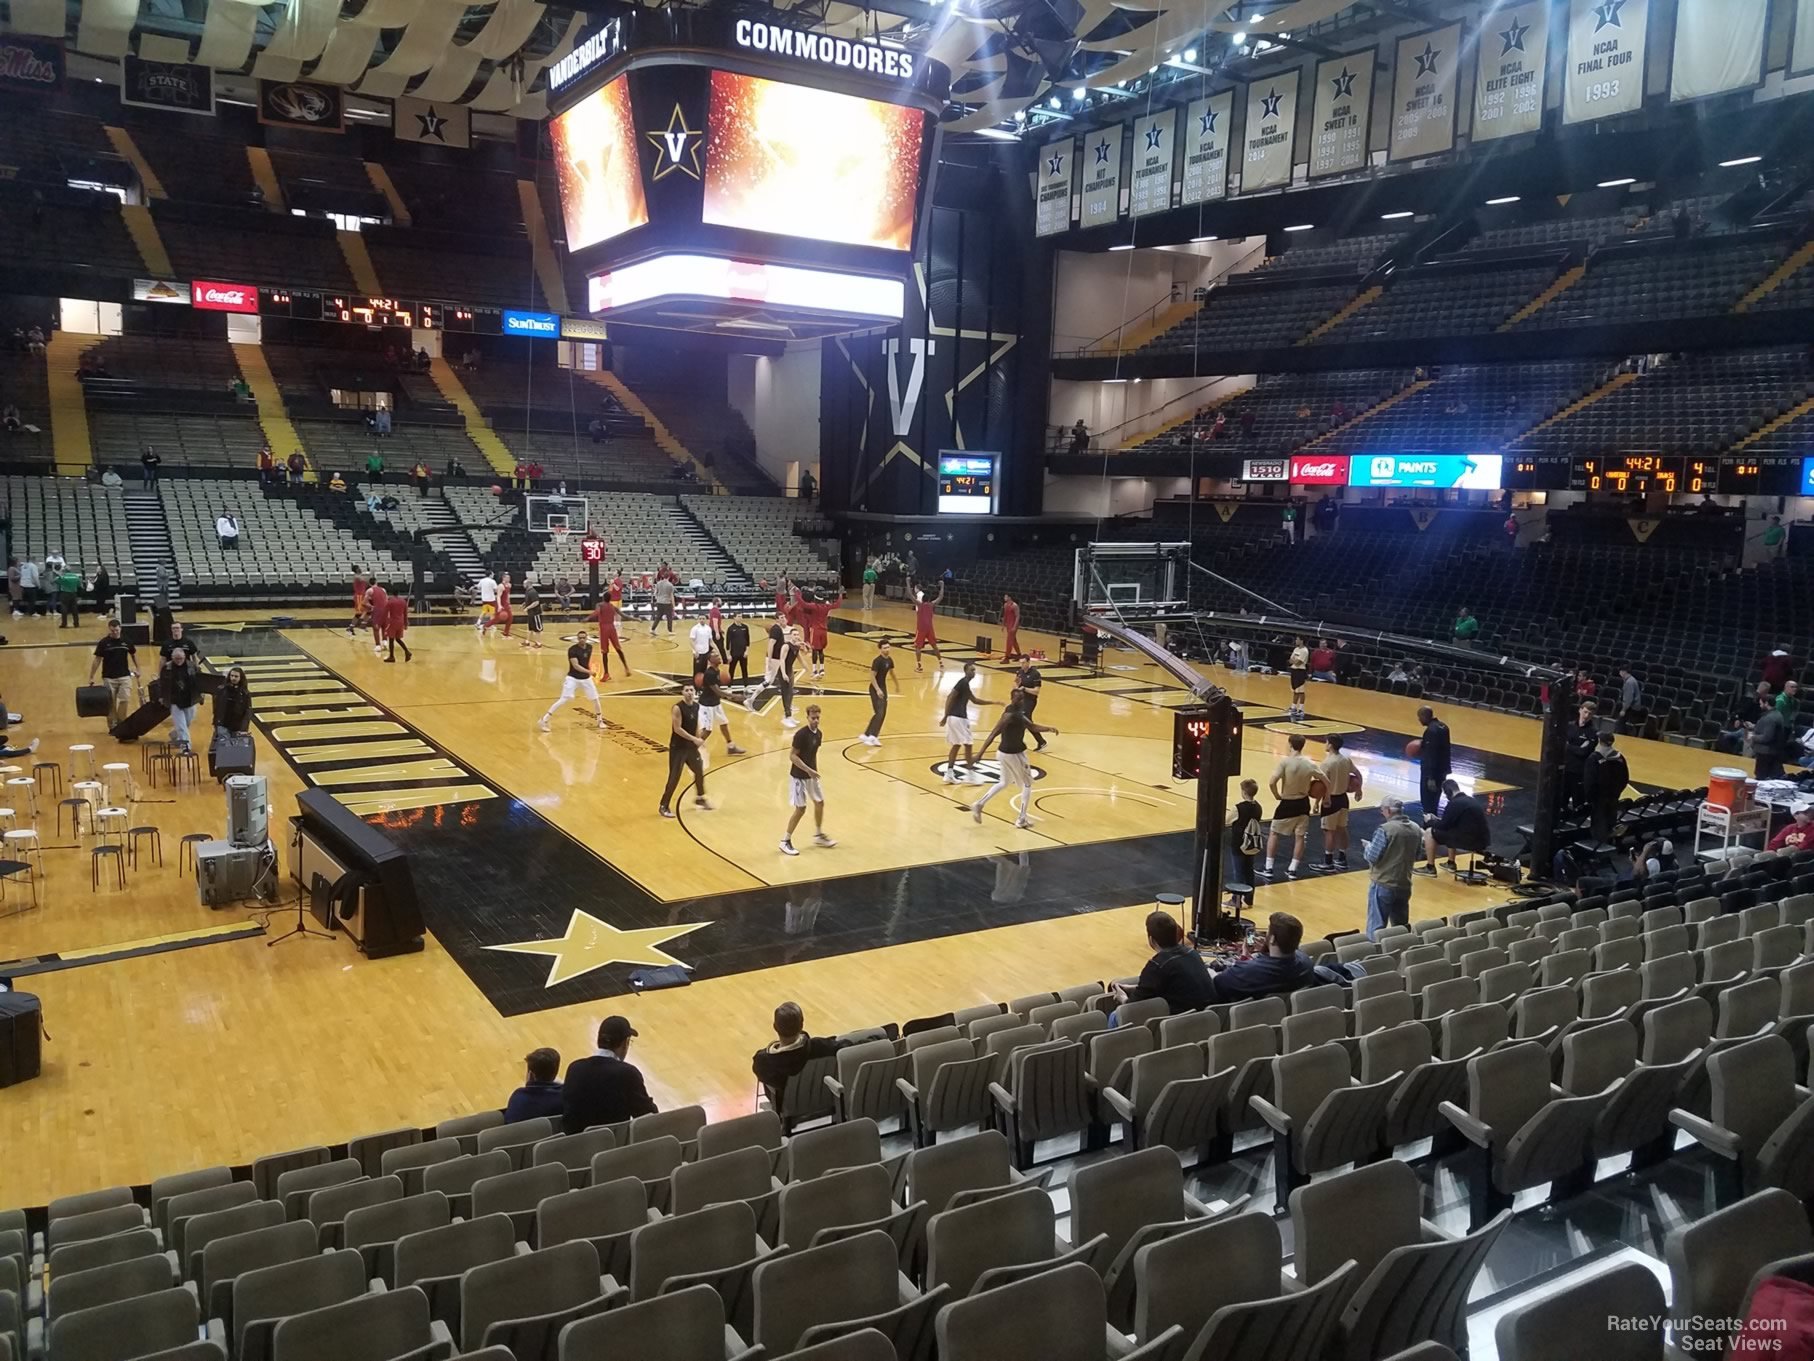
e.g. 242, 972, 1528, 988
1079, 124, 1124, 227
1389, 24, 1460, 162
395, 96, 471, 147
1180, 91, 1233, 205
1035, 138, 1074, 237
1130, 109, 1176, 217
1473, 1, 1549, 142
1241, 71, 1298, 193
1564, 0, 1649, 125
121, 56, 213, 115
1309, 50, 1375, 178
259, 79, 344, 132
1670, 0, 1767, 102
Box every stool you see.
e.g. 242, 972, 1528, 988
31, 761, 61, 797
55, 799, 87, 838
4, 830, 43, 880
68, 744, 96, 779
178, 833, 210, 874
71, 780, 104, 817
100, 762, 135, 805
94, 807, 129, 847
1223, 883, 1255, 916
146, 747, 175, 787
4, 778, 36, 817
169, 751, 201, 787
91, 844, 125, 891
0, 858, 38, 915
140, 740, 171, 775
126, 826, 163, 870
0, 808, 14, 833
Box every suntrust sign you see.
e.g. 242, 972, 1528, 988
190, 280, 257, 313
733, 19, 915, 79
1288, 455, 1348, 485
502, 309, 560, 338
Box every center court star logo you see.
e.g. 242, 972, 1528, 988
486, 908, 710, 988
1330, 67, 1355, 99
1414, 41, 1440, 77
1199, 106, 1218, 135
1094, 137, 1112, 164
1260, 88, 1283, 119
1145, 123, 1164, 151
1593, 0, 1625, 31
1499, 16, 1530, 55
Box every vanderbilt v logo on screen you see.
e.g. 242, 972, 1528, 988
646, 105, 702, 181
885, 337, 934, 436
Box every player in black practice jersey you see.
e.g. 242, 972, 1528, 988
779, 704, 834, 855
942, 660, 1000, 784
658, 684, 712, 818
696, 649, 746, 754
860, 639, 897, 746
971, 688, 1059, 829
539, 629, 606, 730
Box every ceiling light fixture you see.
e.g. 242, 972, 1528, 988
1485, 195, 1521, 205
1184, 47, 1198, 61
1597, 177, 1635, 187
1108, 243, 1136, 251
1191, 234, 1218, 242
1380, 210, 1414, 219
1720, 155, 1762, 167
1073, 86, 1087, 99
1050, 96, 1061, 108
1232, 30, 1247, 43
1284, 223, 1314, 232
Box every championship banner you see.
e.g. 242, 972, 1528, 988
1240, 71, 1298, 194
1796, 0, 1814, 77
1180, 91, 1233, 205
1472, 0, 1549, 142
1563, 0, 1649, 126
121, 56, 213, 115
0, 36, 64, 95
1309, 49, 1375, 178
258, 79, 344, 133
394, 95, 471, 148
1129, 109, 1176, 217
1079, 123, 1124, 227
1035, 137, 1074, 237
1388, 23, 1460, 162
1670, 0, 1766, 102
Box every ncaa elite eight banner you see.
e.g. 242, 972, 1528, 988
1565, 0, 1649, 125
1241, 71, 1299, 193
1309, 50, 1375, 178
1080, 124, 1125, 226
1180, 91, 1234, 204
1130, 109, 1176, 217
1035, 137, 1074, 237
1389, 23, 1460, 161
1473, 0, 1548, 142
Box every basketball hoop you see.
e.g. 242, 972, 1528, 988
552, 524, 570, 540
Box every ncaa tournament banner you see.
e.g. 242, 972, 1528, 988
1563, 0, 1649, 126
1796, 0, 1814, 77
1388, 23, 1460, 162
1034, 137, 1074, 237
1472, 1, 1549, 142
121, 56, 213, 115
1079, 123, 1125, 227
1240, 70, 1299, 193
1670, 0, 1767, 102
1130, 109, 1176, 217
1309, 50, 1375, 178
1180, 91, 1233, 205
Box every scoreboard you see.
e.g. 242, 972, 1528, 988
1505, 453, 1808, 496
259, 290, 503, 333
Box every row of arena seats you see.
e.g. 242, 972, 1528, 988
1122, 370, 1409, 460
0, 188, 146, 282
0, 477, 137, 590
681, 497, 835, 585
1315, 259, 1564, 344
159, 480, 408, 591
12, 851, 1814, 1361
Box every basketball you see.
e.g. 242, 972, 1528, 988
490, 483, 503, 496
1405, 739, 1422, 759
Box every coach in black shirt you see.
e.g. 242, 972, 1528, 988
1113, 909, 1215, 1014
561, 1015, 657, 1133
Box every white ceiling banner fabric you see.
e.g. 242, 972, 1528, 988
74, 0, 139, 60
1240, 69, 1299, 193
6, 0, 65, 39
1795, 0, 1814, 77
1309, 48, 1375, 178
311, 26, 383, 87
195, 2, 259, 72
1563, 0, 1650, 125
362, 2, 465, 83
1388, 23, 1461, 162
1180, 90, 1233, 205
1669, 0, 1767, 102
1472, 0, 1549, 142
1130, 108, 1177, 217
410, 46, 484, 103
258, 0, 339, 66
1079, 122, 1126, 227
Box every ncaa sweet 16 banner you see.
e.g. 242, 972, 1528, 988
1130, 110, 1176, 217
1309, 51, 1375, 178
1389, 24, 1460, 161
1564, 0, 1649, 125
1670, 0, 1767, 102
1079, 124, 1125, 226
1241, 71, 1298, 193
1035, 137, 1073, 237
1472, 0, 1549, 141
1180, 91, 1233, 205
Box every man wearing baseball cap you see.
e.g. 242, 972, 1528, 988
561, 1015, 657, 1134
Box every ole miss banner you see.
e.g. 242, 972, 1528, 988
0, 36, 64, 95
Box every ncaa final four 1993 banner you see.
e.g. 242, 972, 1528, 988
1180, 91, 1233, 205
1035, 137, 1074, 237
1388, 23, 1460, 162
1472, 0, 1549, 142
1129, 109, 1176, 217
1240, 71, 1298, 193
1564, 0, 1649, 125
1079, 124, 1125, 227
1309, 50, 1375, 179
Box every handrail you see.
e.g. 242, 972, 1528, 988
1096, 377, 1247, 446
1067, 240, 1268, 355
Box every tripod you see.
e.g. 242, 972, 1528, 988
268, 868, 336, 947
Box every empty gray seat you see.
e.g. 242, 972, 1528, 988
531, 1130, 616, 1190
46, 1288, 208, 1361
347, 1128, 423, 1179
381, 1140, 465, 1197
1495, 1260, 1664, 1361
1069, 1145, 1215, 1330
897, 1040, 994, 1146
201, 1220, 318, 1328
671, 1146, 781, 1242
786, 1121, 880, 1183
590, 1137, 684, 1212
1666, 1188, 1813, 1358
627, 1201, 768, 1333
458, 1239, 621, 1356
556, 1283, 750, 1361
936, 1260, 1163, 1361
433, 1112, 505, 1155
535, 1180, 649, 1286
308, 1175, 404, 1249
183, 1199, 286, 1280
695, 1112, 784, 1165
274, 1160, 362, 1221
989, 1040, 1091, 1169
751, 1230, 926, 1357
477, 1118, 556, 1172
471, 1164, 568, 1240
395, 1215, 520, 1331
271, 1285, 451, 1361
1251, 1043, 1397, 1213
231, 1250, 366, 1361
422, 1153, 513, 1218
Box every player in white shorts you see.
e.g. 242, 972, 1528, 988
538, 630, 607, 730
696, 649, 746, 754
970, 687, 1058, 829
941, 660, 999, 784
780, 704, 834, 855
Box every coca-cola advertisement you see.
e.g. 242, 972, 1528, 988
0, 36, 64, 95
1288, 455, 1349, 486
191, 280, 258, 314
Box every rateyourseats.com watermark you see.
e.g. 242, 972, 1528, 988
1609, 1315, 1788, 1351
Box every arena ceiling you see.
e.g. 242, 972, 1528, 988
6, 0, 1400, 129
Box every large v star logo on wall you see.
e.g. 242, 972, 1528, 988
884, 336, 935, 436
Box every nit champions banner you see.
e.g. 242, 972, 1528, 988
1240, 71, 1299, 193
1035, 137, 1074, 237
1079, 124, 1124, 227
1180, 91, 1233, 205
1472, 1, 1549, 142
1130, 109, 1176, 217
1563, 0, 1650, 126
1388, 23, 1460, 162
1309, 50, 1375, 178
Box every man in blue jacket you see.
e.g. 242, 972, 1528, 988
1210, 912, 1317, 1001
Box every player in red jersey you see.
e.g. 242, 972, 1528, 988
366, 581, 389, 656
707, 596, 725, 656
801, 588, 843, 679
496, 573, 514, 638
382, 588, 411, 662
1001, 592, 1023, 662
609, 574, 624, 606
592, 596, 630, 678
347, 568, 368, 637
911, 581, 945, 673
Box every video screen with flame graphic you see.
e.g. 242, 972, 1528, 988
703, 71, 926, 251
550, 76, 650, 252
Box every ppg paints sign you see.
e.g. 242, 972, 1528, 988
733, 19, 916, 79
